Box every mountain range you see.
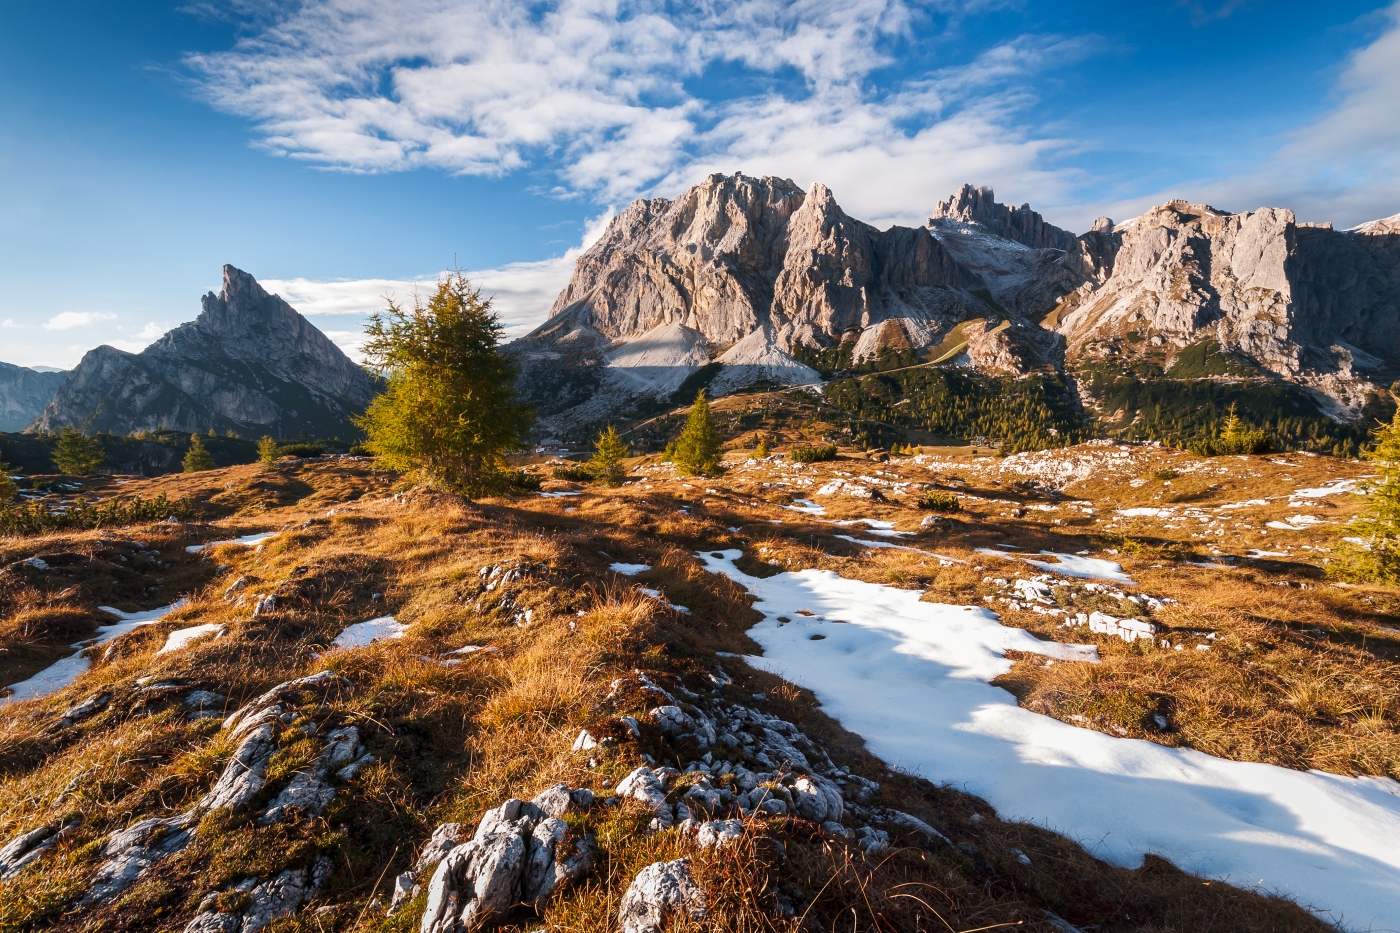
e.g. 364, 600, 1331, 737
512, 173, 1400, 437
3, 175, 1397, 451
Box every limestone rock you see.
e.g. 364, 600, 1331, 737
82, 813, 193, 905
618, 858, 709, 933
0, 361, 66, 432
183, 856, 333, 933
31, 265, 379, 437
930, 184, 1077, 251
695, 819, 743, 849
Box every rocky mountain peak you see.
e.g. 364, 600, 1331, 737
31, 265, 378, 438
929, 184, 1077, 250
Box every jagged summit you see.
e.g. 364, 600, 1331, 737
929, 184, 1077, 251
31, 265, 378, 438
510, 174, 1400, 437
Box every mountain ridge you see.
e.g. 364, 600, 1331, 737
508, 172, 1399, 440
31, 265, 379, 439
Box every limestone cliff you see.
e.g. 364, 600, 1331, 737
31, 266, 379, 438
511, 172, 998, 427
0, 363, 66, 433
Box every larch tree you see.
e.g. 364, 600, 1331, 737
672, 390, 722, 477
355, 272, 534, 496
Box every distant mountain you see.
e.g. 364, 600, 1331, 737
31, 265, 379, 438
510, 172, 1400, 444
0, 362, 66, 432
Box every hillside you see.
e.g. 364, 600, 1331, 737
0, 365, 66, 433
2, 414, 1398, 931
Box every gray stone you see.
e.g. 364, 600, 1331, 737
82, 813, 193, 905
695, 819, 742, 849
618, 858, 708, 933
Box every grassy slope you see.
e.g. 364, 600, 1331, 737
0, 441, 1392, 932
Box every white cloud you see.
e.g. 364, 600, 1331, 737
1, 319, 13, 329
261, 209, 614, 361
43, 311, 117, 331
187, 1, 1089, 227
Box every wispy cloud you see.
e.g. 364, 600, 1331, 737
185, 1, 1091, 227
44, 311, 117, 331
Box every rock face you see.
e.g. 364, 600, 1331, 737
31, 266, 378, 438
1051, 201, 1400, 412
516, 173, 1400, 432
0, 363, 66, 432
508, 172, 990, 429
929, 184, 1077, 251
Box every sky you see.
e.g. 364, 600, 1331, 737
1, 0, 1397, 370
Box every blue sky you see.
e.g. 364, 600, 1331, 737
1, 0, 1397, 370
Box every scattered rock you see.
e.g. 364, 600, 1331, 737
184, 856, 333, 933
695, 819, 742, 849
82, 814, 193, 906
53, 692, 110, 729
618, 858, 708, 933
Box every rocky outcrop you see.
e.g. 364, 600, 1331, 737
509, 173, 989, 428
0, 362, 65, 432
31, 266, 379, 438
419, 788, 596, 932
929, 184, 1077, 251
1052, 200, 1400, 412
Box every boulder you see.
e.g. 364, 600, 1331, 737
618, 858, 709, 933
695, 820, 742, 849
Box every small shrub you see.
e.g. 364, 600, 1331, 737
276, 443, 325, 458
790, 444, 838, 463
918, 490, 961, 512
1152, 469, 1179, 481
552, 465, 593, 483
506, 469, 542, 491
0, 494, 193, 537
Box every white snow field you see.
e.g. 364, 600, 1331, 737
697, 550, 1400, 931
1, 600, 187, 705
331, 615, 409, 649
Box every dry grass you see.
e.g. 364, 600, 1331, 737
0, 445, 1386, 931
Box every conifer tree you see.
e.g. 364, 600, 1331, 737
257, 436, 280, 471
754, 436, 769, 458
51, 426, 104, 476
590, 424, 630, 487
1333, 409, 1400, 585
672, 390, 722, 476
0, 455, 16, 503
183, 434, 216, 472
356, 272, 534, 496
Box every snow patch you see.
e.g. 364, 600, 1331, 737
159, 624, 225, 654
185, 531, 278, 554
609, 562, 651, 575
698, 550, 1400, 932
331, 615, 408, 649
